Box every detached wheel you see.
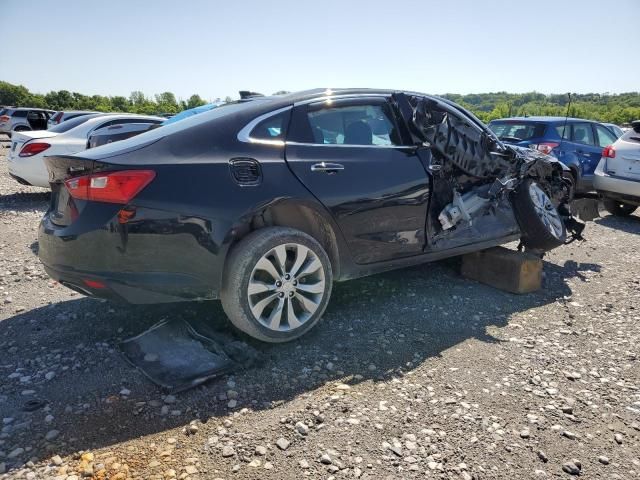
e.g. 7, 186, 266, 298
512, 179, 567, 251
603, 199, 637, 217
221, 227, 333, 343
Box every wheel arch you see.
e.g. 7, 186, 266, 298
225, 198, 345, 281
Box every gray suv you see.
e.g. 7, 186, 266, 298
0, 107, 55, 137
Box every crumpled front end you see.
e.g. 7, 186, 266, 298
391, 93, 589, 249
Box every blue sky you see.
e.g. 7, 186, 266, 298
3, 0, 639, 101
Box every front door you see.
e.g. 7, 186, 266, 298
284, 96, 430, 264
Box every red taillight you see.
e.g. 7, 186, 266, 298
83, 279, 106, 289
602, 145, 616, 158
19, 142, 51, 157
534, 142, 559, 155
0, 115, 9, 122
65, 170, 156, 204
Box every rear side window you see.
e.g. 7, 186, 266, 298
621, 129, 640, 143
570, 123, 595, 145
488, 122, 546, 141
249, 110, 290, 141
11, 110, 27, 118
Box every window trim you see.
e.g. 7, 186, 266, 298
237, 106, 292, 146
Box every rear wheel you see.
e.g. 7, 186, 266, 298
221, 227, 333, 343
603, 199, 637, 216
512, 179, 567, 251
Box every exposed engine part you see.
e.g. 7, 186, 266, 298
438, 188, 491, 230
438, 176, 521, 230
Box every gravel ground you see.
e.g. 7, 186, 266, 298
0, 140, 638, 480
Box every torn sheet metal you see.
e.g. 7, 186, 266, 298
120, 318, 238, 393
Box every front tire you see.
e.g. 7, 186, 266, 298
221, 227, 333, 343
512, 179, 567, 251
603, 199, 637, 217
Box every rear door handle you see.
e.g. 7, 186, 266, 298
311, 162, 344, 173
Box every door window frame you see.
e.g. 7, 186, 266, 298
287, 96, 408, 148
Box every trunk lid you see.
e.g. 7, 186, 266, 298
9, 130, 58, 160
606, 132, 640, 178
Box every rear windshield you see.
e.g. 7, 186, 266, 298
488, 121, 546, 141
48, 113, 103, 133
622, 129, 640, 143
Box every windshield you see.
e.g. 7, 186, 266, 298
488, 121, 546, 141
48, 113, 104, 133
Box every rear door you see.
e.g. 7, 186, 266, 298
284, 96, 430, 264
570, 122, 602, 177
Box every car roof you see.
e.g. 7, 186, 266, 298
11, 107, 50, 111
61, 110, 97, 115
81, 113, 165, 123
490, 116, 600, 124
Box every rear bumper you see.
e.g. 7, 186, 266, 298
38, 206, 227, 304
42, 264, 211, 304
7, 154, 50, 188
594, 167, 640, 203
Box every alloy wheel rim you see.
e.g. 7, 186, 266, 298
528, 182, 564, 239
247, 243, 325, 332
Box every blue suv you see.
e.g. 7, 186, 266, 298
488, 117, 620, 193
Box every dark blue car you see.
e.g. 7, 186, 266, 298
488, 117, 620, 192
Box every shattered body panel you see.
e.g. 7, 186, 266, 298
391, 93, 579, 249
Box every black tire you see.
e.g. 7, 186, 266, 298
221, 227, 333, 343
512, 178, 567, 251
603, 199, 637, 217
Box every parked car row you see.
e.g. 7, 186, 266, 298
487, 116, 622, 193
8, 113, 164, 187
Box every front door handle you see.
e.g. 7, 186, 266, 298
311, 162, 344, 174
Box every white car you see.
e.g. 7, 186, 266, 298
7, 114, 164, 187
594, 120, 640, 216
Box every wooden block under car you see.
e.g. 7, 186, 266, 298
461, 246, 542, 294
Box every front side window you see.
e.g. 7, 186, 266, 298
306, 103, 399, 146
571, 123, 595, 145
594, 124, 617, 147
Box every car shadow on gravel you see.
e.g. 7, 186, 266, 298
0, 257, 593, 468
0, 191, 50, 212
594, 213, 640, 235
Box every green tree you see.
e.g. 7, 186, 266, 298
186, 94, 206, 109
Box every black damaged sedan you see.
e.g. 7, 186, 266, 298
39, 89, 582, 342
